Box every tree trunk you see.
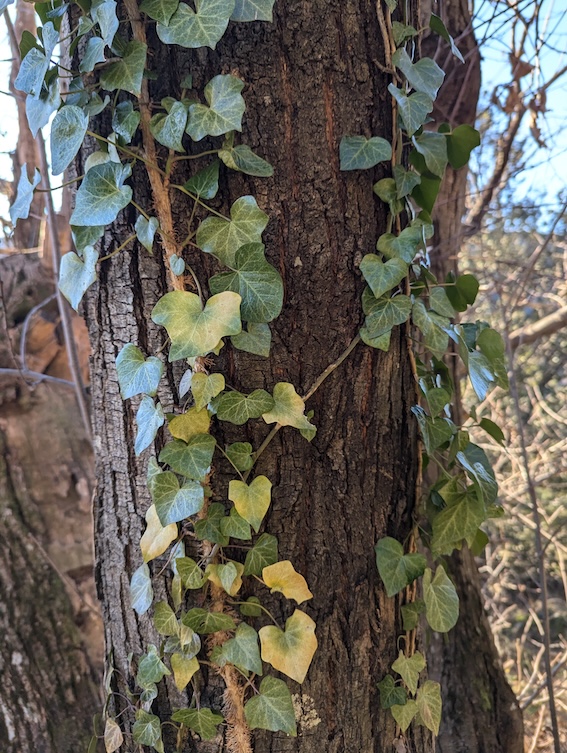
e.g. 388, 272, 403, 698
82, 1, 433, 751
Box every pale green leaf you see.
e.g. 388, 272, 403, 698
393, 164, 421, 198
15, 48, 48, 98
229, 475, 271, 532
411, 405, 455, 455
220, 507, 251, 540
151, 290, 242, 360
244, 676, 297, 735
135, 215, 159, 253
137, 644, 171, 687
92, 0, 119, 46
360, 255, 408, 299
375, 537, 426, 597
363, 294, 411, 340
133, 710, 163, 752
159, 434, 216, 481
154, 601, 179, 636
196, 195, 268, 267
100, 40, 147, 96
429, 286, 455, 318
72, 225, 105, 254
171, 708, 223, 740
412, 299, 450, 359
112, 101, 140, 143
186, 74, 245, 141
191, 372, 225, 411
431, 491, 485, 556
79, 37, 106, 74
219, 144, 274, 177
391, 650, 426, 695
140, 0, 179, 24
135, 396, 165, 455
115, 343, 163, 398
231, 0, 274, 21
377, 225, 424, 263
232, 322, 271, 356
184, 159, 220, 199
26, 75, 60, 137
58, 246, 98, 311
70, 162, 132, 226
391, 700, 418, 733
430, 14, 464, 63
401, 599, 425, 631
477, 328, 508, 388
213, 388, 274, 425
150, 470, 205, 525
176, 556, 207, 589
413, 131, 448, 178
156, 0, 234, 50
182, 607, 236, 634
130, 563, 153, 615
392, 48, 445, 99
150, 100, 188, 151
416, 680, 442, 735
423, 566, 459, 632
10, 165, 41, 226
217, 622, 262, 675
244, 532, 278, 575
262, 382, 314, 431
339, 135, 392, 170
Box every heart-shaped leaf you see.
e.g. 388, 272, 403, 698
133, 710, 163, 752
58, 246, 98, 311
229, 475, 272, 532
140, 504, 178, 563
140, 0, 179, 24
416, 680, 442, 735
413, 131, 448, 178
112, 100, 141, 143
183, 159, 220, 199
225, 441, 254, 472
170, 654, 199, 691
191, 373, 225, 411
206, 560, 244, 595
104, 717, 123, 753
196, 195, 268, 267
10, 165, 41, 226
232, 322, 271, 356
423, 566, 459, 632
182, 608, 236, 634
157, 0, 234, 49
176, 556, 207, 589
213, 388, 274, 425
392, 700, 418, 732
216, 622, 262, 675
168, 407, 211, 442
130, 563, 153, 615
391, 650, 426, 695
135, 215, 159, 253
339, 135, 392, 170
393, 48, 445, 99
158, 434, 216, 481
244, 532, 278, 576
91, 0, 119, 46
362, 294, 411, 340
259, 609, 317, 684
71, 162, 132, 226
231, 0, 274, 21
376, 225, 425, 262
220, 507, 251, 540
375, 537, 426, 597
360, 255, 408, 299
262, 382, 314, 431
171, 708, 224, 740
150, 471, 205, 525
244, 676, 296, 735
26, 75, 60, 137
135, 396, 165, 455
262, 560, 313, 603
115, 343, 163, 398
100, 40, 147, 96
15, 47, 49, 98
388, 84, 433, 136
378, 674, 408, 708
150, 100, 188, 151
186, 74, 245, 141
219, 144, 274, 177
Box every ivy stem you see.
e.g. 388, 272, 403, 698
216, 445, 245, 481
99, 233, 137, 262
171, 183, 230, 220
302, 334, 361, 402
170, 149, 219, 163
130, 200, 150, 220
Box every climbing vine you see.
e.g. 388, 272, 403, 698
9, 0, 508, 749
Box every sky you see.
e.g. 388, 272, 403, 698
0, 0, 565, 241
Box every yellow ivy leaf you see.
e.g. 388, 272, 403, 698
104, 717, 123, 753
262, 560, 313, 604
169, 407, 211, 442
228, 475, 272, 532
171, 653, 199, 691
140, 504, 178, 563
261, 382, 314, 431
206, 561, 245, 596
259, 609, 317, 684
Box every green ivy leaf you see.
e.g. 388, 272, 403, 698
194, 502, 229, 545
388, 84, 433, 136
26, 75, 60, 137
219, 143, 274, 177
391, 650, 426, 695
151, 290, 242, 360
391, 700, 418, 732
158, 435, 216, 481
171, 708, 223, 740
79, 37, 106, 74
58, 246, 98, 311
479, 417, 505, 445
213, 388, 274, 425
229, 476, 272, 532
244, 676, 297, 736
72, 225, 104, 254
377, 225, 424, 263
220, 507, 252, 540
412, 300, 450, 359
375, 537, 426, 597
157, 0, 234, 50
429, 286, 455, 318
430, 14, 464, 63
422, 385, 450, 416
416, 680, 442, 735
182, 608, 236, 634
170, 254, 185, 275
411, 406, 456, 455
457, 443, 498, 506
186, 74, 245, 141
446, 124, 480, 169
401, 599, 425, 631
244, 532, 278, 575
393, 165, 421, 198
100, 40, 147, 96
392, 48, 445, 99
262, 382, 315, 432
140, 0, 179, 24
150, 100, 188, 151
135, 396, 165, 455
133, 710, 164, 753
423, 566, 459, 632
130, 563, 153, 615
232, 322, 271, 356
112, 100, 140, 142
225, 441, 254, 471
15, 48, 49, 98
209, 243, 283, 323
115, 343, 163, 399
153, 601, 179, 635
196, 195, 268, 267
363, 294, 411, 340
339, 135, 392, 170
392, 21, 417, 46
150, 471, 205, 525
184, 159, 220, 199
477, 328, 508, 388
216, 622, 262, 675
240, 596, 263, 617
377, 675, 407, 709
70, 162, 132, 226
137, 644, 171, 687
431, 490, 485, 556
467, 351, 495, 401
176, 557, 207, 589
91, 0, 119, 46
191, 373, 225, 411
445, 272, 479, 311
10, 165, 41, 226
135, 215, 159, 253
359, 255, 408, 300
413, 132, 448, 178
231, 0, 274, 21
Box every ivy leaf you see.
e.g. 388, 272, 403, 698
14, 48, 49, 98
446, 124, 480, 169
156, 0, 234, 50
115, 343, 163, 399
468, 351, 495, 401
176, 556, 207, 589
112, 101, 140, 143
10, 165, 41, 226
477, 328, 508, 388
457, 443, 498, 506
430, 14, 464, 63
393, 164, 421, 198
168, 407, 211, 442
217, 622, 263, 675
411, 406, 456, 455
150, 100, 188, 151
229, 475, 272, 532
220, 507, 252, 540
244, 676, 297, 735
209, 243, 283, 323
158, 435, 216, 481
413, 132, 448, 178
152, 290, 242, 360
0, 0, 14, 14
130, 563, 154, 615
79, 37, 106, 74
391, 650, 426, 695
377, 225, 424, 263
150, 471, 205, 525
182, 608, 236, 634
262, 382, 315, 431
91, 0, 119, 46
135, 396, 165, 455
240, 596, 263, 616
194, 503, 229, 545
184, 160, 220, 199
429, 286, 455, 318
377, 675, 407, 709
388, 84, 433, 136
137, 644, 171, 687
231, 0, 274, 21
133, 710, 163, 753
219, 144, 274, 177
58, 246, 98, 311
262, 560, 313, 603
225, 441, 254, 472
259, 609, 317, 684
363, 295, 411, 340
445, 272, 479, 311
206, 561, 244, 595
140, 505, 178, 563
375, 537, 426, 597
244, 532, 278, 575
100, 40, 147, 96
412, 300, 450, 359
360, 255, 408, 300
196, 195, 268, 267
401, 599, 425, 631
186, 74, 245, 141
140, 0, 179, 24
339, 135, 392, 170
431, 490, 485, 556
232, 322, 271, 356
214, 388, 274, 425
72, 225, 104, 254
423, 566, 459, 632
191, 373, 225, 411
391, 700, 418, 733
392, 48, 445, 99
104, 717, 124, 753
416, 680, 442, 735
26, 75, 60, 137
170, 654, 199, 691
135, 215, 159, 253
171, 708, 223, 740
70, 162, 132, 226
479, 417, 505, 445
392, 21, 417, 46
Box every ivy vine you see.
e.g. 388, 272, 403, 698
9, 0, 508, 748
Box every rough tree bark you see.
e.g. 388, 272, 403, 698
81, 1, 435, 751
